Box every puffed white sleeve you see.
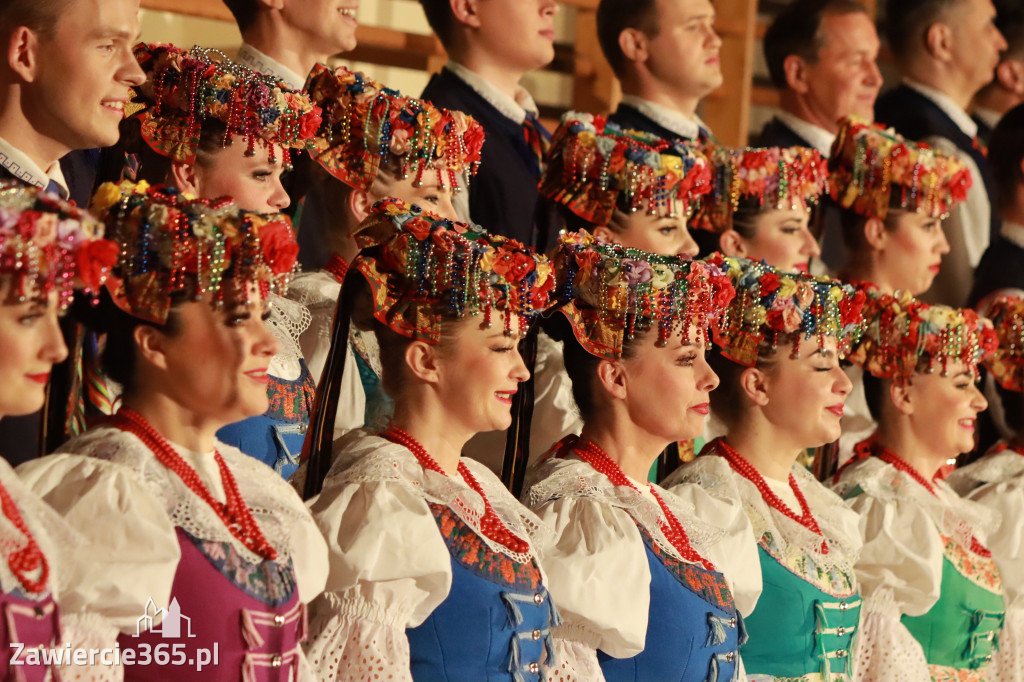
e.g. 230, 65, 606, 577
666, 482, 762, 618
529, 333, 583, 460
533, 495, 651, 682
16, 454, 181, 635
303, 478, 452, 682
845, 491, 939, 682
969, 481, 1024, 681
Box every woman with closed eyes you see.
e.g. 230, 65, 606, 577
662, 256, 867, 682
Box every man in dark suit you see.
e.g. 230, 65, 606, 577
224, 0, 359, 91
417, 0, 559, 249
222, 0, 361, 270
970, 105, 1024, 306
755, 0, 882, 271
0, 0, 144, 197
597, 0, 721, 143
971, 1, 1024, 146
757, 0, 881, 152
0, 0, 145, 463
875, 0, 1007, 306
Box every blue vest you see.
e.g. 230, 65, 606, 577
407, 503, 558, 682
217, 361, 315, 479
597, 526, 744, 682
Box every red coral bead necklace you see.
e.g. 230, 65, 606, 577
869, 442, 992, 558
711, 437, 829, 554
572, 438, 715, 571
0, 481, 48, 593
381, 426, 531, 554
325, 253, 349, 284
112, 408, 278, 561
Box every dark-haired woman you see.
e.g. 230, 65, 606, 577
832, 291, 1002, 681
302, 199, 561, 682
698, 145, 828, 275
18, 182, 329, 681
523, 233, 760, 682
827, 117, 967, 299
287, 64, 482, 441
827, 116, 972, 465
112, 43, 322, 477
948, 295, 1024, 681
0, 182, 120, 681
525, 112, 713, 468
663, 256, 866, 681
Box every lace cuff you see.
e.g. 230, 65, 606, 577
853, 608, 930, 682
551, 620, 602, 651
59, 611, 121, 682
545, 637, 605, 682
304, 592, 412, 682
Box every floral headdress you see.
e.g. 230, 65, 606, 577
710, 255, 866, 367
696, 145, 829, 233
0, 181, 118, 309
550, 230, 735, 360
305, 65, 484, 193
90, 180, 299, 324
828, 116, 972, 220
539, 112, 712, 227
847, 287, 997, 383
981, 295, 1024, 393
352, 198, 555, 343
130, 43, 322, 166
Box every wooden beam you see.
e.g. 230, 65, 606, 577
141, 0, 232, 22
568, 5, 614, 114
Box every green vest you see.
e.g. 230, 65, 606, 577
741, 546, 861, 678
901, 553, 1004, 670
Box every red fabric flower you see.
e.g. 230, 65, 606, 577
840, 289, 866, 326
492, 250, 535, 283
76, 240, 119, 291
710, 273, 736, 309
404, 216, 433, 241
759, 271, 781, 295
463, 125, 485, 165
299, 108, 323, 139
259, 219, 299, 275
948, 168, 973, 204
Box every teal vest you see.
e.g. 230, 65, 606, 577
901, 546, 1004, 671
741, 546, 860, 678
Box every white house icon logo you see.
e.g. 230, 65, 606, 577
134, 598, 196, 638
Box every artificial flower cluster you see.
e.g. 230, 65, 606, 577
829, 116, 972, 220
305, 65, 484, 193
696, 145, 829, 232
710, 254, 866, 367
982, 295, 1024, 394
848, 287, 997, 383
131, 43, 322, 165
550, 230, 735, 360
540, 112, 712, 226
90, 180, 299, 324
0, 181, 118, 309
352, 198, 554, 343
